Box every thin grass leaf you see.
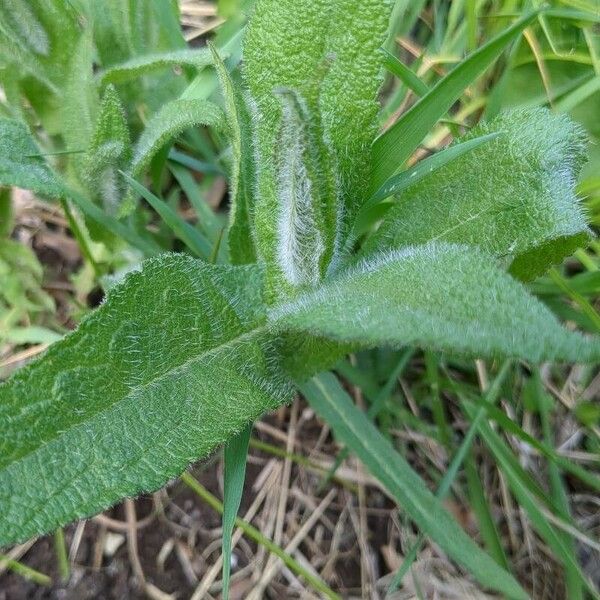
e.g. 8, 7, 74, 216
169, 164, 222, 238
367, 131, 499, 205
121, 172, 212, 258
461, 401, 599, 596
181, 474, 341, 600
388, 361, 513, 592
465, 454, 511, 569
0, 554, 51, 586
222, 423, 252, 600
63, 185, 160, 256
381, 48, 429, 97
318, 349, 414, 492
300, 372, 528, 600
462, 397, 600, 493
536, 375, 584, 600
370, 10, 539, 193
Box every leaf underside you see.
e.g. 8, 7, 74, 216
0, 255, 292, 545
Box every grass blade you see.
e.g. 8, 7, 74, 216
461, 401, 598, 596
300, 372, 528, 600
0, 554, 51, 586
465, 455, 511, 570
63, 185, 160, 256
181, 473, 341, 600
121, 172, 212, 258
222, 423, 252, 600
387, 360, 512, 592
368, 131, 499, 205
536, 375, 583, 600
381, 48, 429, 97
370, 10, 539, 193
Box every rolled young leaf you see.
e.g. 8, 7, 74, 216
366, 109, 591, 279
270, 242, 600, 363
0, 255, 292, 545
243, 0, 391, 295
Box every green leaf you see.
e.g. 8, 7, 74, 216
300, 372, 528, 600
370, 11, 538, 193
60, 27, 98, 181
0, 118, 62, 198
121, 172, 212, 258
367, 131, 500, 205
271, 243, 600, 363
208, 42, 256, 265
367, 109, 591, 278
243, 0, 391, 288
84, 85, 132, 216
98, 48, 217, 85
0, 187, 13, 237
381, 48, 429, 97
0, 0, 49, 57
461, 401, 597, 595
130, 99, 225, 180
222, 423, 252, 600
0, 255, 292, 545
63, 185, 161, 256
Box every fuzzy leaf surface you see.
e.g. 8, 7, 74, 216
98, 48, 215, 85
0, 118, 62, 198
0, 255, 292, 545
271, 243, 600, 363
208, 43, 256, 264
243, 0, 391, 292
84, 85, 132, 216
130, 99, 225, 179
367, 109, 590, 278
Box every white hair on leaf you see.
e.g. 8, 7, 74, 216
275, 89, 325, 287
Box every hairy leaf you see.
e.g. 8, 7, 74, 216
60, 27, 98, 181
0, 0, 49, 57
370, 11, 537, 193
0, 255, 292, 545
367, 109, 590, 278
243, 0, 391, 292
84, 85, 132, 215
98, 48, 216, 85
130, 99, 225, 179
271, 243, 600, 363
0, 118, 62, 198
208, 43, 256, 264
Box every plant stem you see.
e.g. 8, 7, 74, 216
59, 196, 100, 278
0, 554, 52, 586
54, 528, 70, 582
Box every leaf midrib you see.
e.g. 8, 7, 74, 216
1, 325, 268, 471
